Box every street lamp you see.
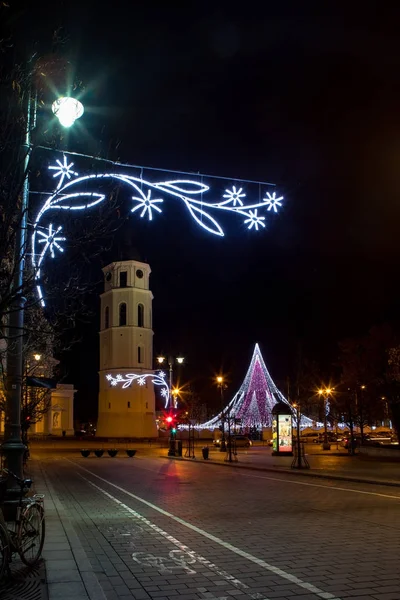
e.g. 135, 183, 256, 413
318, 388, 333, 450
157, 355, 185, 409
2, 81, 84, 481
52, 97, 84, 128
216, 376, 227, 452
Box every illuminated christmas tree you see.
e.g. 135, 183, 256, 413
200, 343, 312, 430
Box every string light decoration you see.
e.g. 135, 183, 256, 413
105, 371, 169, 401
196, 344, 313, 430
31, 151, 284, 305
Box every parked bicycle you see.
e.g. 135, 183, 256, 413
0, 468, 45, 582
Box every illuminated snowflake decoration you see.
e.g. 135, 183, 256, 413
131, 189, 163, 221
105, 372, 169, 405
263, 191, 283, 213
222, 186, 246, 207
48, 155, 78, 189
158, 371, 166, 379
244, 209, 265, 231
37, 224, 66, 260
32, 153, 284, 306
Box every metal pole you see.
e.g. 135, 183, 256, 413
227, 413, 232, 462
219, 383, 226, 452
2, 86, 34, 481
169, 358, 173, 410
296, 404, 302, 469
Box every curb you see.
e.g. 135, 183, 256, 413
162, 455, 400, 488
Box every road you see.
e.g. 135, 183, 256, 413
26, 448, 400, 599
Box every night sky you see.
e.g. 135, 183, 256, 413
6, 2, 400, 420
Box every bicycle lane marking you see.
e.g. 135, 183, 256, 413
75, 474, 270, 600
69, 460, 341, 600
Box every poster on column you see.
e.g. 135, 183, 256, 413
278, 415, 292, 452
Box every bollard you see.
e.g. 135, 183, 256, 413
202, 446, 209, 460
94, 449, 104, 457
126, 449, 137, 457
81, 449, 91, 457
108, 449, 118, 457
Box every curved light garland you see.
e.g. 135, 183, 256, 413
105, 371, 169, 405
31, 153, 283, 306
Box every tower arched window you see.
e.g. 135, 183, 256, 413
138, 346, 144, 364
138, 303, 144, 327
104, 306, 109, 329
119, 302, 127, 326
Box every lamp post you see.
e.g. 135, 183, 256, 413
2, 81, 83, 481
318, 388, 333, 451
216, 376, 227, 452
157, 355, 184, 410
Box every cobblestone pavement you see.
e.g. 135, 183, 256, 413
33, 451, 400, 600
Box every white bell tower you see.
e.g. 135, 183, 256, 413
97, 259, 157, 438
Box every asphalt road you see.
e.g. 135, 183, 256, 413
34, 450, 400, 600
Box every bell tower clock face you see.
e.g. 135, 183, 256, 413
105, 272, 112, 282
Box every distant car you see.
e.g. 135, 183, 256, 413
300, 432, 320, 443
213, 435, 252, 448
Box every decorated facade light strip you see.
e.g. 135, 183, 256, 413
105, 372, 169, 403
32, 153, 284, 304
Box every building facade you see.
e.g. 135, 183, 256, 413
0, 383, 75, 436
96, 260, 157, 438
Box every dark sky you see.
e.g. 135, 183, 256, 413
6, 1, 400, 420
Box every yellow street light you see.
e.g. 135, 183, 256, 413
216, 376, 224, 384
33, 354, 41, 361
157, 356, 165, 364
176, 357, 184, 364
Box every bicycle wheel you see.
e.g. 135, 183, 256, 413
17, 502, 45, 566
0, 521, 10, 582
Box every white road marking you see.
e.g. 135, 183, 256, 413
237, 472, 400, 499
79, 475, 270, 600
71, 462, 340, 600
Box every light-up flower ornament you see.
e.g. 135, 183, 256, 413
48, 155, 78, 189
244, 209, 265, 231
222, 186, 246, 206
263, 191, 283, 213
131, 190, 163, 221
37, 224, 66, 259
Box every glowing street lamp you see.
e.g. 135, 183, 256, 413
157, 355, 185, 408
33, 354, 41, 361
52, 97, 84, 128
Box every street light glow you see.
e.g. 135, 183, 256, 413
157, 356, 165, 364
52, 97, 84, 128
217, 376, 223, 384
176, 357, 184, 364
33, 354, 41, 361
